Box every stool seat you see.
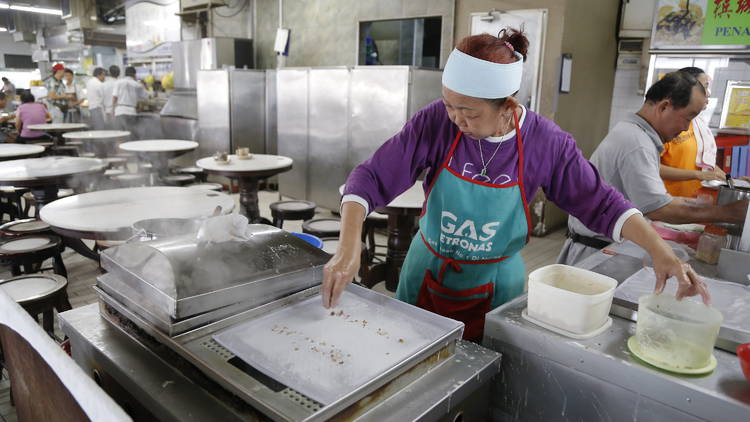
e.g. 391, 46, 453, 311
0, 219, 51, 237
302, 218, 341, 238
162, 174, 196, 186
0, 234, 67, 278
176, 166, 204, 174
79, 152, 96, 158
104, 169, 127, 177
0, 273, 71, 334
187, 183, 223, 192
0, 274, 67, 305
270, 200, 317, 228
103, 157, 128, 168
0, 235, 61, 256
367, 211, 388, 221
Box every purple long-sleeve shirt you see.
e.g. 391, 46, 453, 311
344, 100, 634, 239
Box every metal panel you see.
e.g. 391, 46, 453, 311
408, 68, 442, 118
230, 70, 266, 154
308, 68, 350, 210
197, 70, 231, 158
265, 70, 278, 155
348, 67, 409, 174
277, 69, 309, 200
171, 40, 202, 90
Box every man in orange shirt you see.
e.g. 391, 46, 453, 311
660, 67, 724, 197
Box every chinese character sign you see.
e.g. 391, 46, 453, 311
652, 0, 750, 47
703, 0, 750, 44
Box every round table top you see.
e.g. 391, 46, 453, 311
0, 156, 106, 186
27, 123, 88, 132
119, 140, 198, 153
63, 130, 131, 141
40, 186, 236, 240
196, 154, 293, 177
0, 144, 45, 159
339, 181, 425, 210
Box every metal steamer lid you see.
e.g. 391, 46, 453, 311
99, 224, 330, 321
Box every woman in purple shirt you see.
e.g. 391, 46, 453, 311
15, 91, 52, 143
323, 29, 708, 340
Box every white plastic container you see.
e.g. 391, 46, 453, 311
527, 264, 617, 335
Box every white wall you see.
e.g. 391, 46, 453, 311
0, 33, 33, 68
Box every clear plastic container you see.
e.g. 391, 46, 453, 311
527, 265, 617, 335
635, 294, 723, 370
696, 225, 727, 265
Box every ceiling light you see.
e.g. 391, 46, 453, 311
5, 4, 63, 16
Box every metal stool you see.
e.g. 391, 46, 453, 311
0, 219, 52, 237
0, 235, 67, 278
0, 274, 72, 335
162, 174, 196, 186
22, 188, 74, 219
187, 183, 223, 192
175, 167, 207, 183
302, 218, 341, 238
270, 200, 317, 228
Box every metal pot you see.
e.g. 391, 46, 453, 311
717, 185, 750, 250
718, 185, 750, 205
130, 218, 202, 242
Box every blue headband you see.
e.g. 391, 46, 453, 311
442, 48, 524, 99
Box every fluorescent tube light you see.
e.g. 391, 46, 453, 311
1, 3, 63, 16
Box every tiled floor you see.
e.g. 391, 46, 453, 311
0, 189, 566, 420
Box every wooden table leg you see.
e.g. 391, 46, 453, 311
62, 237, 99, 262
238, 177, 262, 222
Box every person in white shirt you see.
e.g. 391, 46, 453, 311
112, 66, 147, 138
101, 65, 120, 129
63, 69, 84, 123
86, 68, 107, 130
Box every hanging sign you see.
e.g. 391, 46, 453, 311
652, 0, 750, 48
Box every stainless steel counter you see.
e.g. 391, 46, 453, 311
484, 242, 750, 421
60, 304, 501, 421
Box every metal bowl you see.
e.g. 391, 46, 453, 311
130, 218, 202, 242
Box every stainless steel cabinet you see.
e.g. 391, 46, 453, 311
277, 66, 442, 210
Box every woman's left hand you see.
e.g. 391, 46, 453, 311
651, 250, 710, 305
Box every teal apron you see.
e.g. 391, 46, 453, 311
395, 110, 530, 341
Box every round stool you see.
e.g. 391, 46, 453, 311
162, 174, 196, 186
50, 145, 79, 157
22, 188, 75, 219
0, 219, 51, 237
112, 173, 149, 188
0, 186, 28, 221
0, 234, 67, 278
104, 169, 127, 177
270, 200, 317, 228
103, 157, 128, 169
175, 167, 207, 183
0, 274, 71, 334
302, 218, 341, 238
187, 183, 223, 192
79, 152, 96, 158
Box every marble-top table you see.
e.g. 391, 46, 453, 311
63, 130, 131, 157
120, 140, 199, 184
0, 156, 105, 190
40, 186, 235, 242
27, 123, 88, 145
0, 144, 45, 161
197, 154, 293, 222
339, 181, 425, 291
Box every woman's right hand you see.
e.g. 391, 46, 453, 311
321, 246, 361, 308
